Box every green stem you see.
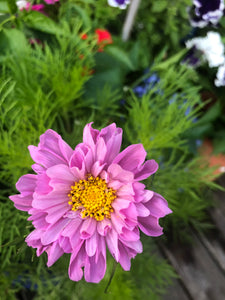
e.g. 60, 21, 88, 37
104, 261, 118, 294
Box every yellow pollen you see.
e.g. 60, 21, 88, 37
68, 175, 116, 221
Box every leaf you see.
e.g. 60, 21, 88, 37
105, 46, 135, 70
0, 28, 28, 55
152, 49, 187, 70
0, 1, 9, 13
22, 10, 62, 35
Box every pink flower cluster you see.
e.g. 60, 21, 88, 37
16, 0, 59, 13
10, 123, 172, 283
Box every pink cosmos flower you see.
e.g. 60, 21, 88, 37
9, 123, 172, 283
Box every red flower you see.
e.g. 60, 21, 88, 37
95, 29, 113, 51
81, 29, 113, 52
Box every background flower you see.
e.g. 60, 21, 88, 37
185, 31, 225, 68
189, 0, 224, 27
9, 123, 171, 283
108, 0, 130, 9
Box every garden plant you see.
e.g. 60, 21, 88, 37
0, 0, 225, 299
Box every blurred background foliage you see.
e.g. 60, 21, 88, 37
0, 0, 225, 299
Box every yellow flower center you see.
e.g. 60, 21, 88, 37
68, 175, 116, 221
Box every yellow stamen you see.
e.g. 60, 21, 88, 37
68, 174, 116, 221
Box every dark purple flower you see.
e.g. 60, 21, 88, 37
182, 46, 201, 67
189, 0, 224, 27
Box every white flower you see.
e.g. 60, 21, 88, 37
16, 0, 28, 10
215, 64, 225, 87
186, 32, 225, 68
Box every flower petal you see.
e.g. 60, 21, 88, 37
97, 219, 112, 236
32, 190, 68, 210
113, 144, 147, 172
118, 241, 136, 271
41, 218, 69, 245
134, 159, 158, 181
80, 218, 96, 239
28, 210, 49, 229
145, 193, 172, 217
9, 194, 33, 212
100, 123, 122, 163
83, 123, 99, 152
46, 241, 64, 267
138, 215, 164, 237
28, 129, 73, 168
45, 203, 70, 224
85, 248, 106, 283
69, 245, 86, 281
106, 229, 119, 261
85, 231, 98, 257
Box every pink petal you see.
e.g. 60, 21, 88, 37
80, 218, 96, 239
119, 238, 143, 254
28, 145, 63, 168
35, 173, 52, 195
113, 144, 158, 180
138, 215, 163, 237
32, 191, 68, 210
70, 166, 86, 181
69, 245, 86, 281
83, 123, 99, 151
85, 250, 106, 283
97, 219, 112, 236
69, 149, 84, 170
116, 183, 134, 196
28, 211, 49, 229
61, 218, 82, 237
85, 231, 98, 257
135, 202, 150, 217
70, 144, 93, 172
121, 202, 138, 227
100, 123, 122, 163
9, 194, 33, 212
91, 161, 106, 177
47, 164, 75, 183
107, 163, 134, 183
96, 137, 107, 161
46, 241, 64, 267
118, 241, 136, 271
40, 129, 73, 162
45, 203, 70, 224
120, 227, 140, 242
28, 129, 73, 168
25, 229, 42, 247
41, 218, 70, 245
113, 144, 147, 172
59, 236, 72, 253
110, 212, 126, 235
112, 197, 131, 212
15, 174, 37, 195
145, 193, 172, 217
134, 159, 158, 181
31, 163, 46, 174
106, 229, 119, 261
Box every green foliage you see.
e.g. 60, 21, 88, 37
133, 0, 192, 63
125, 64, 219, 239
0, 0, 223, 299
